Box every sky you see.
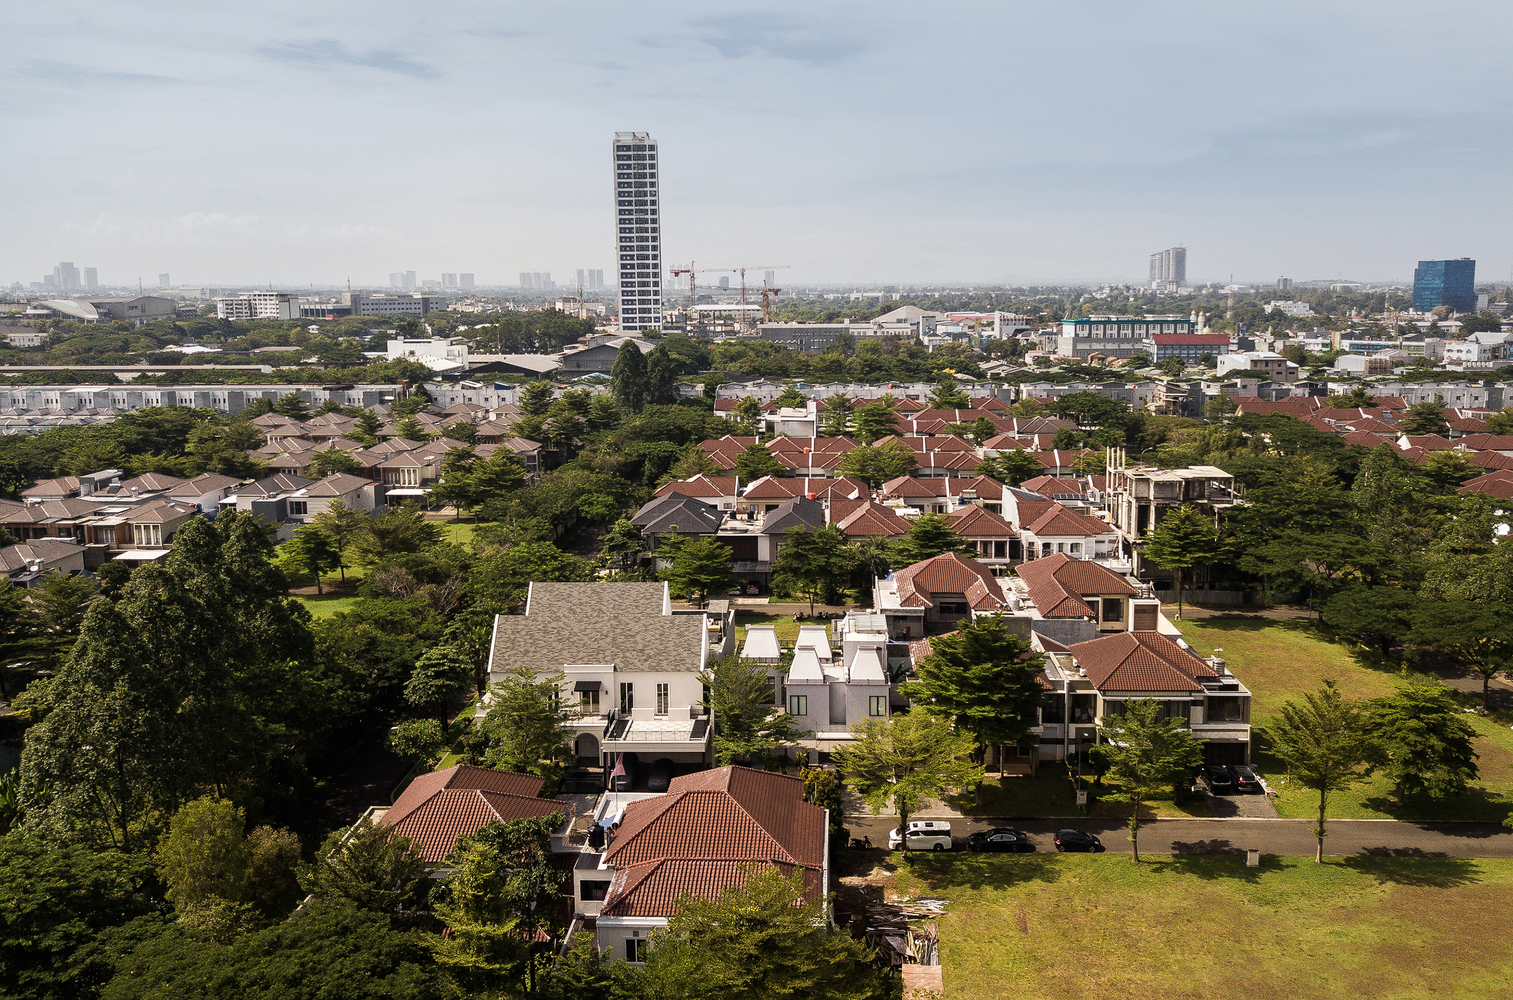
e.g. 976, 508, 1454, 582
4, 1, 1512, 290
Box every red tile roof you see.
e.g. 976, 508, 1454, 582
832, 500, 909, 537
1022, 505, 1113, 538
655, 476, 739, 499
1453, 433, 1513, 452
602, 858, 821, 917
1014, 553, 1136, 618
1459, 469, 1513, 499
380, 765, 558, 863
891, 552, 1007, 610
1067, 631, 1218, 693
946, 506, 1016, 537
604, 766, 824, 870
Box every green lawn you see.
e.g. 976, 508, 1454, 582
889, 853, 1513, 1000
295, 593, 362, 618
1176, 615, 1513, 824
733, 611, 804, 643
440, 521, 477, 546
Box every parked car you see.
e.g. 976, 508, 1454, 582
646, 757, 674, 793
966, 828, 1035, 853
1231, 764, 1263, 794
887, 820, 953, 851
1054, 829, 1104, 853
610, 752, 640, 792
1198, 764, 1236, 795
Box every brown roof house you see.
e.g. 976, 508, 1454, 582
873, 552, 1008, 640
376, 764, 565, 865
1009, 553, 1147, 648
1036, 630, 1252, 766
576, 766, 829, 964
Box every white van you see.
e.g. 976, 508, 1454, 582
887, 820, 953, 851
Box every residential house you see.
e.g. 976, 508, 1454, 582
1103, 449, 1243, 573
487, 582, 733, 782
0, 538, 88, 583
376, 765, 566, 865
124, 499, 197, 550
1039, 630, 1251, 765
873, 552, 1008, 640
20, 476, 81, 503
1014, 502, 1123, 567
1008, 553, 1146, 648
579, 767, 828, 962
780, 615, 893, 759
653, 476, 741, 514
288, 473, 383, 521
945, 505, 1019, 571
170, 472, 246, 514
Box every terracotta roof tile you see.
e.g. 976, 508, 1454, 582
892, 552, 1007, 610
1014, 553, 1135, 618
1068, 631, 1218, 693
602, 858, 821, 917
380, 765, 557, 863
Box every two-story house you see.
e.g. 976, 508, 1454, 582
873, 552, 1010, 640
575, 767, 828, 964
1009, 553, 1148, 649
487, 582, 733, 785
778, 619, 892, 760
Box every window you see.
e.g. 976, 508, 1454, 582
656, 683, 669, 716
626, 938, 647, 963
869, 695, 887, 717
288, 501, 307, 516
1101, 598, 1123, 623
580, 689, 600, 713
619, 682, 634, 713
580, 880, 610, 901
788, 694, 808, 717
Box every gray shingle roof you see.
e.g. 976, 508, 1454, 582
492, 582, 704, 675
631, 494, 723, 535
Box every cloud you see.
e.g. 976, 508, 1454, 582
688, 13, 867, 66
258, 40, 439, 79
23, 60, 180, 88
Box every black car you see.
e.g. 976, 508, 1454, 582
646, 758, 675, 793
1199, 764, 1236, 795
966, 828, 1035, 853
1054, 829, 1104, 853
1231, 764, 1263, 794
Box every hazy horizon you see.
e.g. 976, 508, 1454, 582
6, 1, 1511, 290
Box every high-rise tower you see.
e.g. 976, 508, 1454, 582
613, 132, 662, 331
1148, 247, 1187, 290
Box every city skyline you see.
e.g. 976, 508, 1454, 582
5, 2, 1512, 288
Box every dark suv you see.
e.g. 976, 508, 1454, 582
1199, 764, 1236, 795
1231, 764, 1263, 794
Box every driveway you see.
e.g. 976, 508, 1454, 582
843, 815, 1513, 858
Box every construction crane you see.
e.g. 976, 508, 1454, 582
669, 262, 790, 335
760, 280, 782, 323
668, 261, 736, 335
732, 265, 789, 334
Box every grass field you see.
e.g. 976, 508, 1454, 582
1176, 615, 1513, 824
947, 762, 1209, 820
888, 852, 1513, 1000
733, 610, 805, 643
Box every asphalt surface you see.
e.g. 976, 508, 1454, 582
844, 813, 1513, 857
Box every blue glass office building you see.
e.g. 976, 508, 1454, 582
1412, 258, 1476, 313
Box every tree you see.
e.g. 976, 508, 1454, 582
902, 615, 1047, 777
273, 392, 310, 419
611, 341, 648, 413
1321, 585, 1416, 657
889, 512, 974, 566
1124, 350, 1152, 368
157, 796, 250, 919
352, 503, 444, 567
1368, 683, 1479, 805
406, 644, 472, 725
442, 420, 477, 444
802, 766, 849, 850
1093, 699, 1203, 862
1262, 681, 1377, 863
310, 447, 361, 478
278, 525, 342, 593
311, 499, 370, 583
1140, 503, 1217, 618
1400, 398, 1449, 436
991, 449, 1042, 486
727, 397, 762, 435
821, 394, 852, 437
390, 718, 448, 765
1329, 385, 1378, 407
851, 395, 900, 444
733, 443, 782, 482
393, 416, 433, 442
99, 900, 453, 1000
836, 440, 917, 488
298, 815, 431, 916
771, 525, 851, 614
699, 654, 805, 765
245, 825, 304, 919
432, 816, 568, 997
471, 541, 596, 609
834, 711, 983, 853
600, 517, 645, 572
1411, 596, 1513, 708
519, 380, 555, 417
27, 571, 99, 670
660, 536, 735, 606
772, 385, 807, 408
928, 378, 969, 409
474, 664, 575, 794
634, 865, 888, 1000
1483, 407, 1513, 435
1158, 355, 1186, 377
662, 445, 718, 483
1203, 391, 1238, 423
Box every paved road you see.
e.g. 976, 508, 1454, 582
844, 814, 1513, 857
